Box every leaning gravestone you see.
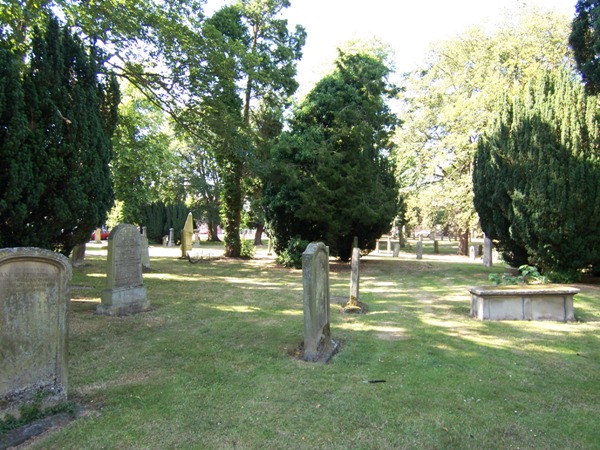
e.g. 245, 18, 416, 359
0, 248, 71, 418
302, 242, 339, 362
416, 241, 423, 260
181, 212, 194, 258
97, 224, 149, 316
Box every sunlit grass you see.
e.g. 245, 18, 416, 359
24, 244, 600, 449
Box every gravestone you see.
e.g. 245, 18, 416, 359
94, 228, 102, 243
181, 212, 194, 258
393, 243, 400, 257
469, 245, 476, 261
302, 242, 339, 362
483, 236, 493, 267
416, 241, 423, 260
168, 228, 174, 247
97, 224, 149, 316
343, 247, 366, 313
71, 243, 86, 268
0, 248, 71, 418
140, 232, 150, 271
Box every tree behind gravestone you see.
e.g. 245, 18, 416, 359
0, 16, 119, 255
473, 68, 600, 280
264, 49, 401, 261
570, 0, 600, 94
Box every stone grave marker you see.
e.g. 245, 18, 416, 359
0, 248, 71, 418
168, 228, 174, 247
94, 228, 102, 243
140, 232, 150, 271
343, 246, 367, 313
393, 243, 400, 257
469, 245, 477, 261
416, 241, 423, 260
181, 212, 194, 258
71, 243, 86, 267
97, 224, 149, 316
483, 236, 493, 267
302, 242, 339, 362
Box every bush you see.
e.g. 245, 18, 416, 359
276, 237, 309, 269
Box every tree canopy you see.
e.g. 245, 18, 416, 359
263, 49, 402, 262
396, 6, 572, 253
0, 16, 119, 255
570, 0, 600, 93
473, 68, 600, 280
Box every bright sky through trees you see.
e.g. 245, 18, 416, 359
207, 0, 575, 96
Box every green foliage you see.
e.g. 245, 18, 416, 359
239, 238, 255, 259
474, 68, 600, 279
0, 16, 119, 255
397, 7, 572, 249
570, 0, 600, 94
264, 49, 401, 261
488, 265, 547, 286
141, 202, 189, 244
275, 236, 309, 268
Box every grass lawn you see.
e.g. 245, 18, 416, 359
23, 239, 600, 449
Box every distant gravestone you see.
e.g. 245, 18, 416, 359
97, 224, 149, 316
302, 242, 339, 362
416, 241, 423, 260
343, 247, 366, 313
0, 248, 71, 418
483, 236, 493, 267
71, 243, 86, 267
168, 228, 174, 247
469, 245, 476, 261
94, 228, 102, 243
140, 233, 150, 271
393, 243, 400, 257
181, 213, 194, 258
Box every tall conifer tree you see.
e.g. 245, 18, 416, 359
473, 68, 600, 279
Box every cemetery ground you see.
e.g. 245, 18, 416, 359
10, 240, 600, 449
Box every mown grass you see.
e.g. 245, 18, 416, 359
28, 240, 600, 449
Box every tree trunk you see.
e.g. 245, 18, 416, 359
253, 222, 264, 246
458, 227, 470, 256
207, 219, 220, 242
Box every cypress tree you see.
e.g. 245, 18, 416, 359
0, 16, 119, 255
473, 68, 600, 279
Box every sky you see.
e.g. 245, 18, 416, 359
206, 0, 577, 97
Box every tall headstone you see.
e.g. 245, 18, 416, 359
181, 212, 194, 258
343, 247, 367, 313
94, 228, 102, 243
483, 236, 493, 267
140, 232, 150, 271
97, 224, 149, 316
416, 241, 423, 260
302, 242, 338, 362
168, 228, 174, 247
393, 243, 400, 257
0, 248, 71, 418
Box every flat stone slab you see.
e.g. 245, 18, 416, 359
469, 285, 579, 322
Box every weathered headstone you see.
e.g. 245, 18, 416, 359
71, 243, 86, 267
94, 228, 102, 243
343, 247, 366, 313
97, 224, 149, 316
140, 232, 150, 271
181, 212, 194, 258
302, 242, 338, 362
416, 241, 423, 260
469, 245, 476, 261
0, 248, 71, 418
168, 228, 174, 247
483, 236, 493, 267
393, 243, 400, 257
